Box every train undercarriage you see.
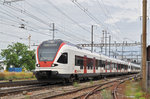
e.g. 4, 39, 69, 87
35, 71, 139, 83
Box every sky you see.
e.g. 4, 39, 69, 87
0, 0, 149, 58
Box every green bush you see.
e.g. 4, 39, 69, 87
135, 92, 143, 99
139, 97, 145, 99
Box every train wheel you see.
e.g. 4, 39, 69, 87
69, 75, 75, 83
62, 79, 68, 85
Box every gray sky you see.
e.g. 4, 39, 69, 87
0, 0, 149, 52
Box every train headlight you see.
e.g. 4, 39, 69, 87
51, 63, 58, 67
36, 64, 40, 67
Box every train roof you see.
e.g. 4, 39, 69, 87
42, 39, 141, 68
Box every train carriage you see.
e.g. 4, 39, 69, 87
35, 39, 141, 82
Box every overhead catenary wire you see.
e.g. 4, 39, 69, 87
0, 21, 52, 37
71, 0, 124, 42
25, 0, 91, 43
0, 6, 54, 32
45, 0, 90, 33
0, 0, 126, 45
71, 0, 106, 29
0, 31, 40, 43
97, 0, 126, 41
0, 5, 55, 37
24, 0, 91, 43
0, 1, 51, 27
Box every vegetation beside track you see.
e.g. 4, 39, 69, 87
0, 72, 35, 80
124, 79, 150, 99
101, 90, 112, 99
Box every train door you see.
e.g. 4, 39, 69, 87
93, 57, 96, 73
117, 63, 118, 72
84, 56, 87, 74
110, 61, 112, 73
105, 60, 107, 73
128, 62, 131, 72
68, 50, 74, 74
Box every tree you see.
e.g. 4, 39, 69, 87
0, 64, 3, 70
1, 42, 35, 71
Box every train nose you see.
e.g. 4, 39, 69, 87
39, 61, 53, 67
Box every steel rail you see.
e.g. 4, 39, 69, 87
83, 74, 137, 99
0, 83, 62, 97
112, 74, 141, 99
0, 80, 40, 87
40, 74, 137, 99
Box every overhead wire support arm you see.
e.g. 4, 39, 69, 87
77, 42, 141, 47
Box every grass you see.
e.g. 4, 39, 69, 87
125, 80, 147, 99
90, 79, 93, 85
0, 72, 35, 80
73, 82, 80, 87
101, 90, 113, 99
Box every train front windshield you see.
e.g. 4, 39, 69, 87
38, 41, 62, 61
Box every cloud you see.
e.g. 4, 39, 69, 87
104, 0, 141, 10
105, 10, 140, 24
102, 0, 141, 24
0, 0, 147, 51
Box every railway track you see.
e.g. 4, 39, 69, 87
74, 74, 140, 99
0, 74, 140, 99
36, 75, 139, 99
0, 82, 62, 97
0, 80, 40, 87
23, 74, 139, 99
112, 74, 141, 99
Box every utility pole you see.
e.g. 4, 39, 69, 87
105, 30, 107, 55
101, 30, 105, 53
28, 34, 31, 50
50, 23, 57, 40
100, 37, 103, 53
91, 25, 94, 52
52, 23, 55, 40
103, 30, 109, 56
142, 0, 147, 91
122, 41, 124, 60
109, 35, 111, 57
115, 41, 117, 58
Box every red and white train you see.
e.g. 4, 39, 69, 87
35, 39, 141, 82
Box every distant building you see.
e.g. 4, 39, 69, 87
0, 60, 6, 72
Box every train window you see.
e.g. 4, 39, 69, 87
57, 53, 68, 64
88, 66, 90, 69
102, 61, 105, 68
112, 63, 114, 69
120, 64, 122, 69
114, 63, 117, 69
125, 65, 128, 70
131, 66, 133, 70
75, 56, 83, 69
118, 64, 121, 70
87, 58, 93, 70
110, 63, 114, 70
95, 60, 98, 70
106, 62, 110, 70
121, 64, 123, 69
96, 60, 102, 67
